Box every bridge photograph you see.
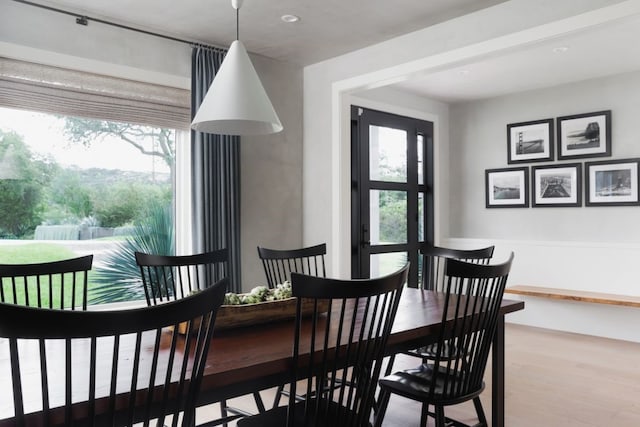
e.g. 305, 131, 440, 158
507, 118, 553, 163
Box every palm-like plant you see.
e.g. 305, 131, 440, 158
89, 202, 174, 304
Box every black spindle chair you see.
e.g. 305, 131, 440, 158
257, 243, 328, 408
0, 255, 93, 310
238, 263, 409, 427
385, 245, 495, 367
135, 250, 265, 426
419, 245, 494, 291
0, 278, 227, 427
257, 243, 327, 289
374, 254, 514, 427
135, 250, 228, 306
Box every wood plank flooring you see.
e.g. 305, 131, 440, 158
196, 323, 640, 426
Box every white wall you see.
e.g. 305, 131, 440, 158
302, 0, 639, 341
447, 71, 640, 342
303, 0, 626, 280
0, 0, 304, 290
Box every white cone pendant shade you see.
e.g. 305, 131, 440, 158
191, 40, 283, 135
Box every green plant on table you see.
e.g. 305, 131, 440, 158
223, 281, 292, 305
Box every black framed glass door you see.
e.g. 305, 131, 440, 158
351, 106, 434, 287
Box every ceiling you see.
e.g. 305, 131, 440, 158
32, 0, 507, 66
25, 0, 640, 104
390, 12, 640, 103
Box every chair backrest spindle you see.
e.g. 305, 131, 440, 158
257, 243, 327, 288
135, 249, 228, 306
0, 255, 93, 310
420, 245, 494, 291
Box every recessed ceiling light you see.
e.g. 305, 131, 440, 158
552, 46, 569, 53
281, 14, 300, 23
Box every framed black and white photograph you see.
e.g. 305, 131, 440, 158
485, 167, 529, 208
507, 118, 554, 164
532, 163, 582, 207
557, 110, 611, 160
585, 158, 640, 206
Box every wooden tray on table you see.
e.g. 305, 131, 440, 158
176, 297, 329, 333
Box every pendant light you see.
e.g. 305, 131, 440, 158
191, 0, 283, 136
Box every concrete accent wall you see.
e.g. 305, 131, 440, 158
0, 0, 303, 290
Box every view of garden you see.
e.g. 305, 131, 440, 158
0, 108, 419, 307
0, 107, 176, 306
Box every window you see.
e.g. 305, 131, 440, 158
0, 58, 190, 307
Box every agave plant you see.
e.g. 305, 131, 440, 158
89, 202, 174, 304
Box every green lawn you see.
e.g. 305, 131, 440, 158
0, 242, 95, 308
0, 242, 78, 263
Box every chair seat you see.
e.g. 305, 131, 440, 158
379, 363, 485, 405
237, 400, 372, 427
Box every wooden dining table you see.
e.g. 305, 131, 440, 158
0, 288, 523, 427
198, 288, 523, 427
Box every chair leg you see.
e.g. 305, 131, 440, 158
472, 396, 487, 426
272, 385, 284, 408
434, 406, 446, 427
253, 391, 266, 413
220, 400, 228, 427
373, 389, 391, 427
420, 402, 430, 427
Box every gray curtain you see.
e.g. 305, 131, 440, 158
191, 46, 242, 293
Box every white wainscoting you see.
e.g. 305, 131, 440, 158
444, 238, 640, 343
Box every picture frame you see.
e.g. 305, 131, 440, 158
507, 118, 554, 164
532, 163, 582, 207
585, 158, 640, 206
485, 167, 529, 208
557, 110, 611, 160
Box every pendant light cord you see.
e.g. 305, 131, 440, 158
236, 7, 240, 41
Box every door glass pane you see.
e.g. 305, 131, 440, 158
370, 190, 406, 245
369, 125, 407, 182
417, 134, 424, 185
370, 252, 408, 278
418, 192, 424, 242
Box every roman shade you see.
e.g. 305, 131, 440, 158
0, 57, 190, 129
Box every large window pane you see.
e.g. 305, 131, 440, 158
369, 125, 407, 182
370, 190, 407, 245
0, 106, 176, 306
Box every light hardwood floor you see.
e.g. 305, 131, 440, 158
197, 323, 640, 426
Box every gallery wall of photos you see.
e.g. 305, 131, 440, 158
485, 109, 640, 208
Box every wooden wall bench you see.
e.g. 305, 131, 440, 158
505, 285, 640, 308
